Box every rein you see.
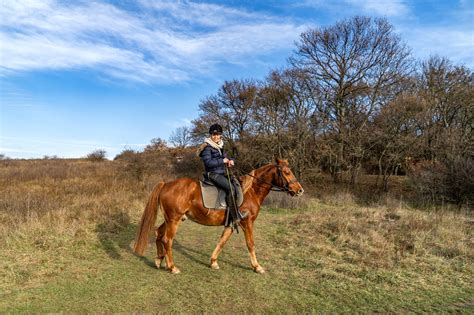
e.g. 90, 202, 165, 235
234, 165, 294, 193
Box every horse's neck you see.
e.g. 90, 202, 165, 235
249, 164, 274, 205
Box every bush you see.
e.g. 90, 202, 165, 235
120, 153, 145, 181
442, 156, 474, 206
86, 149, 107, 162
114, 149, 137, 161
170, 147, 202, 178
408, 157, 473, 207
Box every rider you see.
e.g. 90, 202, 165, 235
198, 123, 247, 227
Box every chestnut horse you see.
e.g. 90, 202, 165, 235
133, 158, 304, 274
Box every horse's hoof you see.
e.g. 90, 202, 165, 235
155, 258, 163, 269
210, 262, 220, 270
254, 266, 265, 274
170, 267, 181, 274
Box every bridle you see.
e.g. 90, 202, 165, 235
273, 165, 300, 193
234, 165, 298, 193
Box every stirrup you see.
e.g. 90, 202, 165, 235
236, 210, 248, 222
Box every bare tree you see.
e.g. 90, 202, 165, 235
290, 16, 413, 184
169, 126, 193, 148
371, 92, 420, 190
401, 56, 474, 205
416, 56, 473, 161
257, 69, 317, 178
194, 79, 258, 164
253, 70, 292, 160
198, 79, 257, 142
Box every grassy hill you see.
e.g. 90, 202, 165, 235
1, 159, 472, 313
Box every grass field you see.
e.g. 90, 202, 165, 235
1, 159, 473, 313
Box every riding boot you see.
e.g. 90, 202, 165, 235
229, 178, 248, 222
225, 194, 236, 227
224, 206, 231, 227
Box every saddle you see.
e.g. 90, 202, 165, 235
199, 175, 244, 210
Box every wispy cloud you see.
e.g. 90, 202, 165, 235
0, 136, 116, 149
344, 0, 409, 16
0, 82, 43, 109
0, 0, 307, 84
0, 147, 40, 154
403, 27, 474, 66
164, 118, 194, 129
300, 0, 409, 17
138, 0, 269, 28
118, 143, 148, 147
0, 136, 120, 158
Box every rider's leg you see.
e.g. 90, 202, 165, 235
208, 173, 237, 226
230, 180, 248, 221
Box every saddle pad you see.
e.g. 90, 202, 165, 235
199, 180, 244, 210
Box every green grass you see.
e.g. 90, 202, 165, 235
2, 206, 473, 314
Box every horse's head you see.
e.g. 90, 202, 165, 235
272, 158, 304, 197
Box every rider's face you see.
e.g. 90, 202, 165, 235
211, 133, 222, 142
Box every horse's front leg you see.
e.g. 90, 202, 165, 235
243, 221, 265, 273
210, 226, 233, 270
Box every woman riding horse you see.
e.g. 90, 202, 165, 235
197, 123, 247, 228
133, 136, 304, 274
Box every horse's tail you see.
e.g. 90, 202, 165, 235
133, 182, 165, 256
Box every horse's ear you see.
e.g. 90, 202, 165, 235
274, 156, 280, 165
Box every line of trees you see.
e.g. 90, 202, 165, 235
118, 16, 473, 206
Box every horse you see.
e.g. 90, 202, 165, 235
133, 158, 304, 274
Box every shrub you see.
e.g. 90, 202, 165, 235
114, 149, 137, 161
408, 157, 473, 207
170, 147, 202, 178
86, 149, 107, 162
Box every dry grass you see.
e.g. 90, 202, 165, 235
0, 159, 147, 293
0, 159, 472, 313
272, 202, 473, 269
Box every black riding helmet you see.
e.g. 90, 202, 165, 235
209, 123, 223, 135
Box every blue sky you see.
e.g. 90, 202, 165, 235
1, 0, 473, 159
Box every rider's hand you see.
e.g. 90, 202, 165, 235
223, 158, 230, 164
228, 160, 235, 167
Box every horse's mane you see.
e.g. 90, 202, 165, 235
239, 163, 276, 195
240, 170, 255, 194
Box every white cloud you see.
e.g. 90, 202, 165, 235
139, 0, 268, 27
0, 136, 115, 148
345, 0, 409, 16
403, 27, 474, 66
0, 0, 306, 83
299, 0, 409, 16
0, 136, 120, 159
0, 147, 39, 154
164, 118, 194, 129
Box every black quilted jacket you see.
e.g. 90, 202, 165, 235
200, 145, 231, 174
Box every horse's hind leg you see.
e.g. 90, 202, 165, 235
163, 220, 181, 274
154, 223, 166, 269
210, 226, 234, 270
